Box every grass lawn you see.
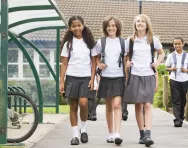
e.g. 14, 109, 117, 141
25, 105, 70, 114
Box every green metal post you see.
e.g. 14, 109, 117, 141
56, 29, 60, 113
0, 0, 8, 144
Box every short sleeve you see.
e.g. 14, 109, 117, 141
153, 36, 163, 50
165, 54, 172, 67
95, 39, 102, 54
61, 42, 68, 57
91, 46, 97, 56
124, 38, 130, 56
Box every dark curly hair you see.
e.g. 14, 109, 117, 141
60, 16, 96, 52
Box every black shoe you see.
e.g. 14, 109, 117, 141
91, 115, 97, 121
145, 137, 154, 147
174, 120, 182, 127
114, 137, 123, 145
87, 114, 92, 120
122, 113, 128, 121
80, 132, 88, 143
71, 137, 79, 145
139, 137, 145, 144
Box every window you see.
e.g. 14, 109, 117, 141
8, 49, 18, 78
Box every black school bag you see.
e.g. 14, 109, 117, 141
97, 37, 126, 81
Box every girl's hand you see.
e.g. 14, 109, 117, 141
88, 80, 94, 91
181, 68, 188, 73
155, 86, 158, 92
126, 61, 133, 68
171, 67, 177, 71
59, 82, 64, 94
151, 62, 159, 69
98, 63, 107, 70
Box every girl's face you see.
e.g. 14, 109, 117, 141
173, 39, 184, 52
69, 20, 84, 39
135, 16, 147, 32
106, 19, 117, 38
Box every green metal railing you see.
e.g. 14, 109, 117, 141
0, 0, 8, 144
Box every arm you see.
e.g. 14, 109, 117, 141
154, 49, 165, 68
155, 70, 158, 92
88, 56, 97, 91
59, 57, 68, 93
124, 55, 129, 82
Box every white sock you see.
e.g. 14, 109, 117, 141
80, 121, 87, 133
109, 133, 114, 139
72, 126, 79, 138
114, 132, 120, 138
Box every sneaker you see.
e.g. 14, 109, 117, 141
71, 137, 79, 145
145, 137, 154, 147
80, 132, 88, 143
106, 138, 114, 143
114, 137, 123, 145
139, 137, 145, 144
174, 120, 182, 127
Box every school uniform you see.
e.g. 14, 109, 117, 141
165, 51, 188, 123
124, 36, 163, 103
61, 37, 97, 103
95, 37, 126, 99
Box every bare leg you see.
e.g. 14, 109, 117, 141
135, 103, 144, 130
144, 103, 152, 130
106, 97, 113, 134
70, 99, 79, 126
113, 96, 122, 134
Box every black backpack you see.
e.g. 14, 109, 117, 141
127, 39, 156, 85
97, 37, 126, 81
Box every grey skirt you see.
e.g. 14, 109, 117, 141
97, 77, 125, 99
65, 75, 96, 104
123, 74, 156, 103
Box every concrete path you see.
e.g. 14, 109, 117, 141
30, 105, 188, 148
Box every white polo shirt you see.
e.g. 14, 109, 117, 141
95, 37, 125, 77
165, 50, 188, 82
125, 36, 163, 76
61, 37, 97, 77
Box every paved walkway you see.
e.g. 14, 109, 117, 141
30, 105, 188, 148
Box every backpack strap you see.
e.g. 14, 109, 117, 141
181, 51, 188, 74
118, 37, 125, 67
100, 37, 106, 63
172, 52, 177, 79
97, 37, 106, 75
150, 42, 156, 73
129, 39, 134, 61
67, 40, 73, 61
118, 37, 126, 81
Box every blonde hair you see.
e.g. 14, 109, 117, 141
132, 14, 153, 44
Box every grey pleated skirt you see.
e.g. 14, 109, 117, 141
97, 76, 125, 99
123, 74, 156, 103
65, 75, 96, 104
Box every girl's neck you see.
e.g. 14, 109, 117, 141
74, 35, 82, 39
137, 30, 146, 39
108, 34, 116, 39
176, 49, 183, 54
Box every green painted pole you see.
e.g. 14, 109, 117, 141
0, 0, 8, 144
56, 29, 60, 113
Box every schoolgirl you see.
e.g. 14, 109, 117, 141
60, 16, 97, 145
96, 16, 126, 145
124, 14, 165, 147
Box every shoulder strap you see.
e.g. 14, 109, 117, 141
181, 51, 187, 67
118, 37, 125, 67
172, 51, 177, 79
150, 41, 156, 73
129, 39, 134, 61
67, 40, 73, 61
100, 37, 106, 63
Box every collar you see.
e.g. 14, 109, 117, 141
134, 36, 147, 42
174, 50, 184, 55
